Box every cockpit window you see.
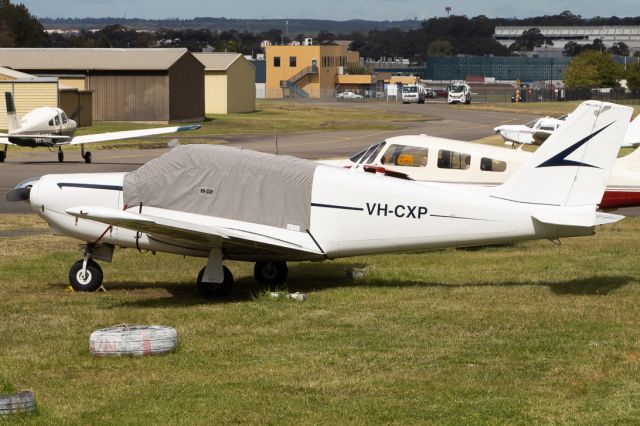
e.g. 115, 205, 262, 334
437, 149, 471, 170
380, 144, 428, 167
54, 115, 60, 126
61, 113, 68, 124
480, 157, 507, 172
350, 141, 386, 164
48, 119, 54, 126
525, 119, 537, 128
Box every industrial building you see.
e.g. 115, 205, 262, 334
495, 26, 640, 52
0, 67, 92, 129
193, 53, 255, 115
0, 48, 204, 123
265, 43, 360, 98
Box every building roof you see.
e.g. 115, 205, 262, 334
193, 52, 254, 71
0, 66, 38, 80
0, 48, 192, 71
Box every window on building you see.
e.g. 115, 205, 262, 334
289, 56, 297, 67
480, 157, 507, 172
380, 145, 429, 167
437, 149, 471, 170
274, 56, 281, 67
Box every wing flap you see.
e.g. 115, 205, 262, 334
67, 124, 200, 145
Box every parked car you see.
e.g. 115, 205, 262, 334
336, 91, 363, 99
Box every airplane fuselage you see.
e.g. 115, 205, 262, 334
28, 168, 593, 263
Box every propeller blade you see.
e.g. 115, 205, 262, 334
6, 187, 30, 202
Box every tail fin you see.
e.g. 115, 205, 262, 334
622, 114, 640, 148
491, 101, 632, 207
5, 92, 19, 132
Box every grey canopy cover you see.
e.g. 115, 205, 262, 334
123, 145, 318, 231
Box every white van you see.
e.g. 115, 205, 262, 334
447, 83, 471, 104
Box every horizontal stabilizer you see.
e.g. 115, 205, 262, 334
67, 124, 201, 145
595, 212, 625, 225
532, 209, 624, 227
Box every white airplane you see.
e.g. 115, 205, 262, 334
0, 92, 200, 163
7, 101, 630, 297
323, 116, 640, 210
494, 116, 565, 145
496, 113, 640, 148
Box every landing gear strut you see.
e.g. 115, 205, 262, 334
81, 144, 92, 164
57, 147, 64, 163
69, 250, 103, 292
196, 265, 233, 298
254, 261, 288, 286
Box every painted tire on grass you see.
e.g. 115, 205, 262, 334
89, 325, 178, 357
0, 391, 36, 416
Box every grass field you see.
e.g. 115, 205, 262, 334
1, 214, 640, 424
460, 101, 640, 118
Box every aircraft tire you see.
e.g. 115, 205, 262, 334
57, 151, 64, 163
196, 265, 233, 298
0, 390, 36, 416
89, 325, 178, 357
0, 151, 5, 162
254, 261, 288, 286
69, 259, 103, 292
84, 152, 92, 164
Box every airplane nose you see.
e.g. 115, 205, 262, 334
6, 177, 39, 202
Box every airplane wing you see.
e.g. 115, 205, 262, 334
62, 124, 201, 146
65, 206, 324, 256
0, 137, 13, 145
1, 134, 70, 145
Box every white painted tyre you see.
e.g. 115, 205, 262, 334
89, 325, 178, 357
0, 390, 36, 416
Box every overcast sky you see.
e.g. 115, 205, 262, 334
18, 0, 640, 21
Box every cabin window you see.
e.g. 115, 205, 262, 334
273, 56, 281, 67
48, 119, 54, 126
480, 157, 507, 172
54, 116, 60, 126
61, 113, 68, 124
289, 56, 297, 67
380, 144, 428, 167
437, 149, 470, 170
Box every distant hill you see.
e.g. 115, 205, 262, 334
39, 17, 423, 34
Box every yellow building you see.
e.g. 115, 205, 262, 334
265, 44, 360, 98
194, 53, 256, 114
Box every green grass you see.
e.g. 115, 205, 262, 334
460, 101, 640, 117
1, 214, 640, 423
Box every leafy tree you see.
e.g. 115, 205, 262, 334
427, 40, 454, 56
344, 64, 370, 74
509, 27, 548, 51
563, 41, 582, 57
609, 42, 629, 56
564, 50, 622, 88
0, 0, 44, 46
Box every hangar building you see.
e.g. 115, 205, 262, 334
193, 52, 256, 114
0, 48, 204, 123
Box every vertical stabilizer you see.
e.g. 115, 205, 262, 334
491, 101, 632, 207
5, 92, 19, 132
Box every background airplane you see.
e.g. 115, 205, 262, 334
0, 92, 200, 163
321, 112, 640, 209
496, 113, 640, 148
7, 100, 631, 297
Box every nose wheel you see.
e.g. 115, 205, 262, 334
196, 265, 233, 298
69, 259, 103, 292
254, 261, 288, 286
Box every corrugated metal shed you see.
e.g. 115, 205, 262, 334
0, 48, 204, 123
194, 53, 255, 115
0, 48, 189, 71
0, 79, 59, 129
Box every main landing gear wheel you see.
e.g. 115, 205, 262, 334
254, 261, 288, 286
69, 259, 103, 292
83, 151, 92, 164
196, 265, 233, 298
0, 151, 5, 162
58, 150, 64, 163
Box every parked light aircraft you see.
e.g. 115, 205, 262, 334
7, 101, 630, 297
323, 114, 640, 209
495, 113, 640, 148
0, 92, 200, 163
